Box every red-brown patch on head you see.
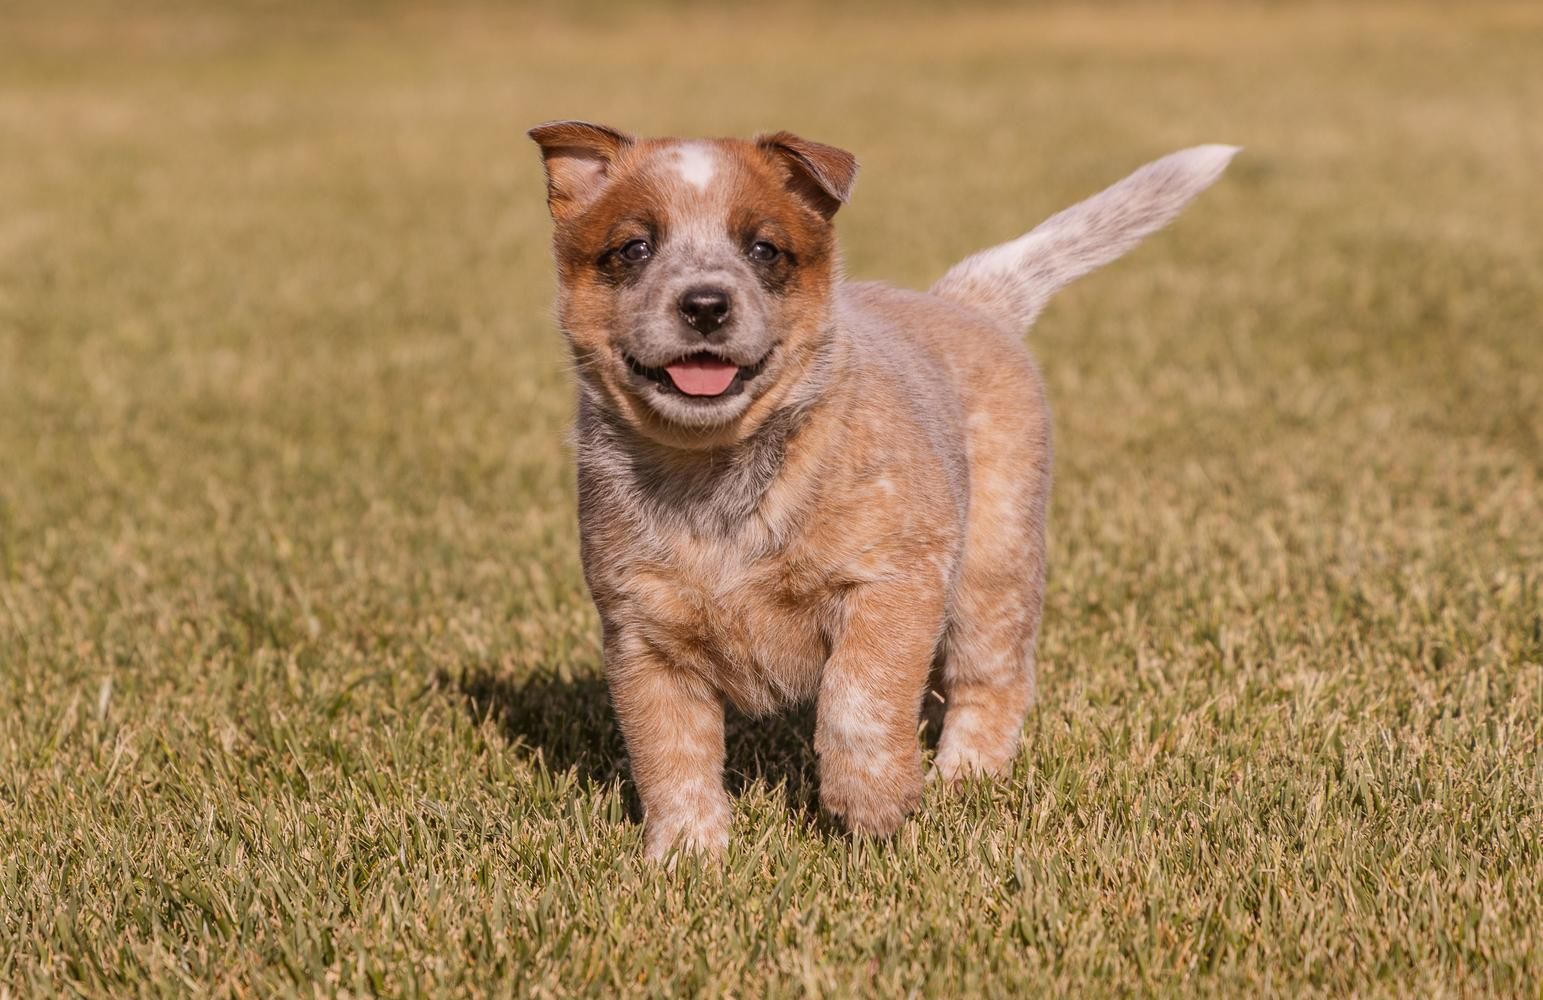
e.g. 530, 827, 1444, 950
528, 125, 860, 449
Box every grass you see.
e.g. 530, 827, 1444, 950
1, 1, 1540, 995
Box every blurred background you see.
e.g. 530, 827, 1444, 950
1, 2, 1539, 994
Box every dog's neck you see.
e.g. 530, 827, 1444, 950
575, 331, 844, 539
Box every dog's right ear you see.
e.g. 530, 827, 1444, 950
527, 120, 634, 219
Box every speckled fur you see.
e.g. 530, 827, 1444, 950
528, 121, 1236, 860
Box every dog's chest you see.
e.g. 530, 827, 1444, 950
618, 533, 834, 713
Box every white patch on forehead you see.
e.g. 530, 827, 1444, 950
671, 143, 718, 191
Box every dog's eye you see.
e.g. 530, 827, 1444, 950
747, 240, 780, 263
618, 239, 653, 263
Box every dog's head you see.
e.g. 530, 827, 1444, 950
528, 121, 856, 448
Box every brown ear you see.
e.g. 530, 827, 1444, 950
527, 120, 634, 218
756, 131, 858, 220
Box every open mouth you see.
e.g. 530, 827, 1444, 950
626, 351, 770, 400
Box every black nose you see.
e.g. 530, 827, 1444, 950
678, 287, 732, 335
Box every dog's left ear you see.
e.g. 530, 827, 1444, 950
527, 120, 634, 219
756, 131, 858, 220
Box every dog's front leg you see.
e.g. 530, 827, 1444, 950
815, 583, 943, 836
607, 634, 730, 862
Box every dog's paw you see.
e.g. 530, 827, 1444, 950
931, 707, 1021, 784
819, 751, 923, 837
929, 743, 1015, 785
642, 802, 730, 864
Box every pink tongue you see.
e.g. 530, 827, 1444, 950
665, 358, 739, 397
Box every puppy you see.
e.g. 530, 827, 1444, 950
528, 121, 1236, 860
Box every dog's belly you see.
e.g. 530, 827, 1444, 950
622, 559, 832, 715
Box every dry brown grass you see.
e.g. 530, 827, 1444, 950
1, 2, 1539, 995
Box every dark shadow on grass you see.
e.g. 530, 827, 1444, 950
444, 666, 624, 785
440, 665, 835, 824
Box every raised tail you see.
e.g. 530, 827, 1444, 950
930, 145, 1240, 330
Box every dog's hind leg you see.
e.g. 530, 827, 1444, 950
932, 396, 1052, 782
932, 549, 1045, 781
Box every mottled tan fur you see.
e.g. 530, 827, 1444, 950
529, 121, 1235, 860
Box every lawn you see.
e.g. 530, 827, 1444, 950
1, 1, 1540, 995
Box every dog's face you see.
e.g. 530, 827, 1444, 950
529, 122, 857, 448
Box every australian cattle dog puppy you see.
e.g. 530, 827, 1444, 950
528, 121, 1236, 860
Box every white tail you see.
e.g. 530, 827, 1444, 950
930, 145, 1240, 329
